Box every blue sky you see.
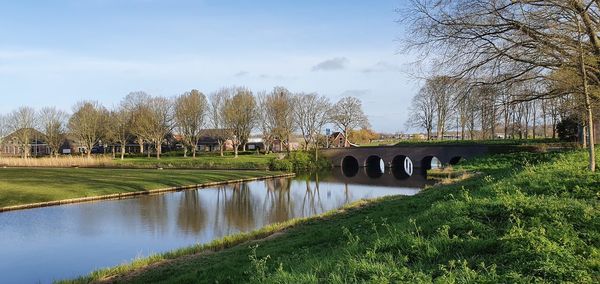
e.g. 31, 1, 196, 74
0, 0, 419, 133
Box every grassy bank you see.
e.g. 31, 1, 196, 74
114, 152, 278, 170
115, 151, 331, 171
67, 150, 599, 283
0, 168, 278, 208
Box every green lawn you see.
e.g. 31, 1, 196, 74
68, 150, 599, 283
0, 168, 277, 208
114, 152, 279, 170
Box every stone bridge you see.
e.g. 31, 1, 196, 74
320, 144, 524, 177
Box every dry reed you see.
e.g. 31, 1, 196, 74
0, 156, 115, 168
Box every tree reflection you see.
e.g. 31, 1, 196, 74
263, 177, 293, 223
223, 183, 256, 231
301, 173, 324, 216
176, 190, 206, 235
138, 194, 169, 236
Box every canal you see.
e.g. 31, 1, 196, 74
0, 169, 431, 283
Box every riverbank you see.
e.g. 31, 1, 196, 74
113, 153, 279, 170
0, 168, 289, 210
66, 149, 599, 283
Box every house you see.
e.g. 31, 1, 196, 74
196, 129, 234, 152
271, 137, 300, 152
0, 128, 51, 157
327, 132, 352, 148
246, 137, 265, 151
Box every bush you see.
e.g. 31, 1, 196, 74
556, 116, 581, 142
268, 151, 331, 172
269, 158, 293, 172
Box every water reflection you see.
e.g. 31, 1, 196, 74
177, 190, 206, 235
0, 170, 430, 284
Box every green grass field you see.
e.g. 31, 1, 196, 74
0, 168, 276, 208
67, 149, 599, 283
114, 152, 279, 170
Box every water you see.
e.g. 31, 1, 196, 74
0, 169, 430, 284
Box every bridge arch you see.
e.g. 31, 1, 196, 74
365, 155, 385, 178
421, 156, 442, 170
391, 155, 413, 179
449, 156, 464, 165
341, 156, 359, 177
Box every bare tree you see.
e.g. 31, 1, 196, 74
293, 93, 331, 158
0, 114, 8, 147
68, 101, 107, 158
7, 106, 38, 158
122, 91, 152, 155
407, 87, 435, 140
209, 88, 233, 156
256, 91, 276, 154
401, 0, 600, 169
329, 97, 369, 146
426, 76, 457, 140
39, 107, 68, 157
143, 96, 174, 159
223, 87, 257, 158
175, 90, 208, 158
266, 87, 296, 152
107, 106, 132, 160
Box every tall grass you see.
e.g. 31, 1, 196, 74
0, 156, 115, 168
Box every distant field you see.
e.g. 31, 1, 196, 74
0, 168, 275, 208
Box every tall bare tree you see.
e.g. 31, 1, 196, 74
7, 106, 38, 158
407, 86, 436, 140
329, 97, 369, 146
106, 106, 132, 160
143, 96, 174, 159
223, 87, 257, 158
266, 87, 296, 152
68, 101, 107, 158
122, 91, 152, 155
0, 114, 8, 147
39, 107, 68, 157
175, 90, 208, 158
401, 0, 600, 169
256, 91, 276, 154
293, 93, 331, 157
209, 88, 233, 156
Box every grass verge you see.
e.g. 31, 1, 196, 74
113, 153, 279, 170
65, 150, 599, 283
0, 168, 282, 208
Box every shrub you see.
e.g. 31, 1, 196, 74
269, 158, 293, 172
556, 116, 581, 142
269, 151, 331, 171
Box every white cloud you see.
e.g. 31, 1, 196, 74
311, 57, 349, 71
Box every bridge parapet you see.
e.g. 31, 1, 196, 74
320, 144, 512, 170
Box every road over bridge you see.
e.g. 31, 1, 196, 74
320, 144, 531, 177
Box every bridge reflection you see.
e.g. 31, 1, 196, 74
314, 166, 433, 189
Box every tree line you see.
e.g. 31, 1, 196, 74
407, 76, 574, 141
400, 0, 600, 171
0, 87, 369, 159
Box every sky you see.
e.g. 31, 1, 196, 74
0, 0, 420, 133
